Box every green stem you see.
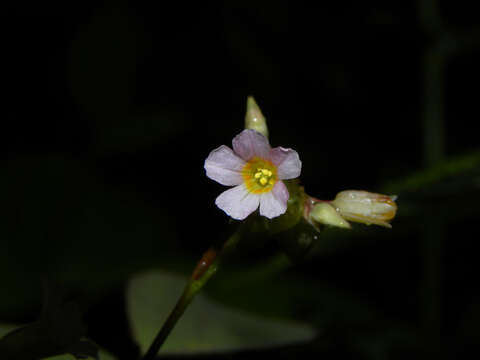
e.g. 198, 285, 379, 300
419, 1, 448, 356
142, 232, 240, 360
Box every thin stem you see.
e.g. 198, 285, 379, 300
142, 232, 240, 360
419, 0, 447, 356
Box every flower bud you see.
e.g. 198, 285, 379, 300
244, 96, 269, 138
331, 190, 397, 228
309, 202, 351, 229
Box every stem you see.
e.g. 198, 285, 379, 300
142, 232, 240, 360
419, 0, 448, 356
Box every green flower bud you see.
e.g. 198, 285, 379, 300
244, 96, 268, 138
309, 202, 351, 229
331, 190, 397, 228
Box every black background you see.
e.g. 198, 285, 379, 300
2, 1, 480, 359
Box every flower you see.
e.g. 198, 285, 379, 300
331, 190, 397, 228
204, 129, 302, 220
309, 202, 351, 229
244, 96, 268, 138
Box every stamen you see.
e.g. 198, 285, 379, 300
242, 161, 277, 193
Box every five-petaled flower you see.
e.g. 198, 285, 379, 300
205, 129, 302, 220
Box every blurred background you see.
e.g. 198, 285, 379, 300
1, 1, 480, 359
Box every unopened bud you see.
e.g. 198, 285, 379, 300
331, 190, 397, 228
310, 202, 351, 229
244, 96, 268, 138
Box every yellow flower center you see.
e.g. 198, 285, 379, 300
242, 157, 277, 194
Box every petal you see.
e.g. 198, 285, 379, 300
232, 129, 270, 161
205, 145, 246, 186
269, 147, 301, 180
215, 184, 260, 220
259, 181, 289, 219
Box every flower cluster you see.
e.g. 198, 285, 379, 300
204, 97, 397, 230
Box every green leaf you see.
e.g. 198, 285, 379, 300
127, 270, 315, 354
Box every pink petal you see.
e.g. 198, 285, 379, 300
215, 184, 260, 220
205, 145, 246, 186
269, 147, 301, 180
232, 129, 270, 161
259, 181, 289, 219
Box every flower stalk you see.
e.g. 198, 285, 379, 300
142, 232, 240, 360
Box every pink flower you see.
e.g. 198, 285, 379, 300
205, 129, 302, 220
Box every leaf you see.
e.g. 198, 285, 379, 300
127, 270, 315, 354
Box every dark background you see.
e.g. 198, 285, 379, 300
1, 1, 480, 359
